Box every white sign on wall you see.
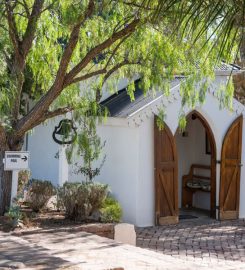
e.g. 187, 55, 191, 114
4, 151, 29, 171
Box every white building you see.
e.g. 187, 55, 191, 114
28, 64, 245, 227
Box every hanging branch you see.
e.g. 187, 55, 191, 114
14, 18, 140, 138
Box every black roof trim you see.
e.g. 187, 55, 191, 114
100, 78, 181, 118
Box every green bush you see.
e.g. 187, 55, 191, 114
100, 197, 122, 223
26, 179, 55, 212
18, 170, 30, 196
5, 204, 24, 228
57, 182, 108, 221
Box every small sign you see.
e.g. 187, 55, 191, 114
4, 151, 29, 171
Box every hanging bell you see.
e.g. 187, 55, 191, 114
52, 119, 77, 145
55, 119, 73, 135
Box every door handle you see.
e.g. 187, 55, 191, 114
238, 163, 243, 167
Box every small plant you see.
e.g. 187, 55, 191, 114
18, 170, 30, 196
57, 181, 108, 220
26, 179, 55, 212
100, 196, 122, 223
5, 204, 23, 227
67, 114, 106, 182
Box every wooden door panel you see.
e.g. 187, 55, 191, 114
159, 172, 175, 215
154, 116, 178, 225
219, 115, 243, 220
223, 167, 238, 210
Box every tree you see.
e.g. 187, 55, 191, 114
0, 0, 242, 214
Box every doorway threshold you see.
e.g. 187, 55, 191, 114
179, 208, 213, 223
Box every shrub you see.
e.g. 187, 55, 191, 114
58, 182, 108, 221
18, 170, 30, 196
6, 204, 23, 225
26, 179, 55, 212
100, 197, 122, 223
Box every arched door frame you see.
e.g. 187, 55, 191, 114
174, 110, 217, 218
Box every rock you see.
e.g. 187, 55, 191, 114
114, 223, 136, 246
0, 259, 26, 269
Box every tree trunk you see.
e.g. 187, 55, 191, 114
0, 150, 12, 215
0, 137, 24, 215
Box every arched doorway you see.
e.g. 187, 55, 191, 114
175, 110, 217, 218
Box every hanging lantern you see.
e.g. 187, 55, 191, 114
52, 119, 77, 145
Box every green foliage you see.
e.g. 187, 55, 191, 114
26, 179, 55, 212
217, 79, 235, 110
18, 170, 31, 196
100, 197, 122, 223
67, 111, 106, 182
5, 204, 23, 227
156, 110, 166, 130
178, 113, 188, 132
0, 1, 239, 148
57, 181, 108, 221
0, 0, 239, 129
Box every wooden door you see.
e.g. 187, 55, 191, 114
154, 116, 178, 225
219, 115, 243, 220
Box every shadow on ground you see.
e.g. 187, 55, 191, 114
0, 233, 76, 269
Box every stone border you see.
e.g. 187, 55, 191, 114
11, 223, 137, 246
12, 223, 115, 239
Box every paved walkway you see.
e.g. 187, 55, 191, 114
0, 228, 221, 270
136, 218, 245, 269
0, 219, 244, 269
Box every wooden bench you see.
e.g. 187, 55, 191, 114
182, 164, 211, 208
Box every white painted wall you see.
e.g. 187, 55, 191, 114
68, 120, 140, 225
28, 119, 60, 186
136, 117, 155, 226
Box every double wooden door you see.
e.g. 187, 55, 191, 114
154, 115, 243, 225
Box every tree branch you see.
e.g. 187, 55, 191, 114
96, 60, 140, 102
17, 106, 74, 134
30, 106, 74, 130
64, 68, 107, 87
14, 0, 95, 137
51, 0, 95, 91
21, 0, 45, 58
22, 0, 31, 18
0, 124, 9, 150
6, 0, 44, 123
41, 0, 59, 14
64, 18, 140, 85
15, 7, 139, 139
5, 0, 21, 62
104, 34, 131, 70
123, 1, 154, 10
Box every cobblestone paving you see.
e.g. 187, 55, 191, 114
136, 219, 245, 269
